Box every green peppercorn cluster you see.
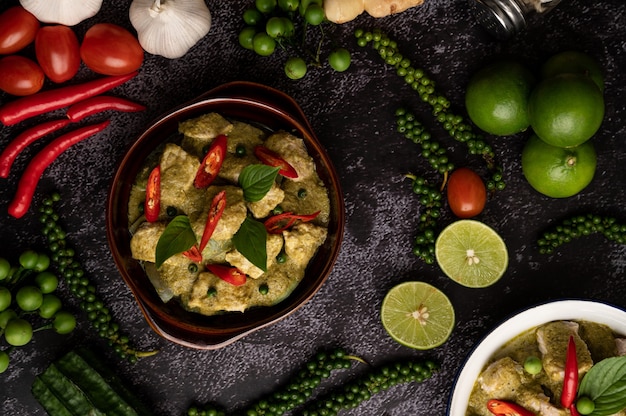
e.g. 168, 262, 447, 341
299, 359, 439, 416
38, 193, 158, 363
396, 105, 448, 264
187, 348, 438, 416
354, 28, 505, 192
538, 214, 626, 254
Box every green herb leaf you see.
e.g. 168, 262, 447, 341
578, 356, 626, 416
239, 164, 280, 202
232, 217, 268, 271
155, 216, 197, 268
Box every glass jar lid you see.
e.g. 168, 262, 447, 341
468, 0, 528, 39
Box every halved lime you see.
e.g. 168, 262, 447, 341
381, 281, 455, 350
435, 220, 508, 288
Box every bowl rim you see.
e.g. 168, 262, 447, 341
106, 82, 345, 349
446, 298, 626, 415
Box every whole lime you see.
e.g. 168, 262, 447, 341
521, 134, 596, 198
527, 73, 604, 148
465, 60, 535, 136
542, 50, 604, 92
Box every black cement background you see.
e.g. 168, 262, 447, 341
1, 0, 626, 414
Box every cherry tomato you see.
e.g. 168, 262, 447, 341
80, 23, 144, 76
35, 25, 80, 83
0, 55, 45, 96
446, 167, 487, 218
0, 6, 40, 55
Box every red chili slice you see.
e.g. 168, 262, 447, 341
254, 145, 298, 179
206, 264, 247, 286
264, 211, 320, 234
561, 335, 579, 409
183, 245, 202, 263
144, 166, 160, 222
487, 399, 535, 416
194, 134, 227, 189
199, 190, 226, 252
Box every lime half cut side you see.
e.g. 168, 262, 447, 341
381, 281, 455, 350
435, 220, 508, 288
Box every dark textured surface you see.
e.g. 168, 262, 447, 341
1, 0, 626, 414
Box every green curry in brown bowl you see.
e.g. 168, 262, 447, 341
106, 82, 345, 349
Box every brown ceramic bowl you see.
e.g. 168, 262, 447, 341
106, 81, 345, 349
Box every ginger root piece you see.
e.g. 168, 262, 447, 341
364, 0, 425, 17
324, 0, 365, 24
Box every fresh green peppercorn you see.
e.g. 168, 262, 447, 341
276, 252, 288, 264
259, 284, 269, 295
166, 206, 178, 217
207, 287, 217, 297
236, 144, 247, 157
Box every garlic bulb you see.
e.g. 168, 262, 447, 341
19, 0, 103, 26
129, 0, 212, 59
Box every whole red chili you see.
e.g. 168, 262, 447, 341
144, 166, 161, 223
264, 211, 320, 234
0, 119, 71, 178
66, 95, 146, 122
254, 145, 298, 179
194, 134, 227, 188
0, 72, 138, 126
561, 335, 579, 409
198, 190, 227, 252
487, 399, 535, 416
7, 120, 110, 219
206, 264, 247, 286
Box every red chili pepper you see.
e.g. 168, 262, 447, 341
194, 134, 227, 189
0, 119, 71, 178
264, 211, 320, 234
183, 245, 202, 263
198, 190, 226, 252
487, 399, 535, 416
570, 405, 581, 416
561, 335, 579, 409
7, 120, 110, 219
254, 145, 298, 179
0, 72, 138, 126
144, 165, 160, 223
66, 95, 146, 122
206, 264, 247, 286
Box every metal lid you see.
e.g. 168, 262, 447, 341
468, 0, 528, 39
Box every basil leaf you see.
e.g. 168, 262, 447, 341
239, 164, 279, 202
232, 217, 268, 272
579, 356, 626, 416
155, 216, 197, 268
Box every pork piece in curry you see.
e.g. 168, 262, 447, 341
128, 113, 330, 316
467, 320, 626, 416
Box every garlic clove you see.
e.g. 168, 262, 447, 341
19, 0, 103, 26
129, 0, 212, 59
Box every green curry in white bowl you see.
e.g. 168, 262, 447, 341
448, 300, 626, 416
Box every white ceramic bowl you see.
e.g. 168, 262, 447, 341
447, 300, 626, 415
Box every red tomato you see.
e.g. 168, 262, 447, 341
446, 167, 487, 218
0, 55, 45, 96
0, 6, 40, 54
80, 23, 144, 76
35, 25, 81, 83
